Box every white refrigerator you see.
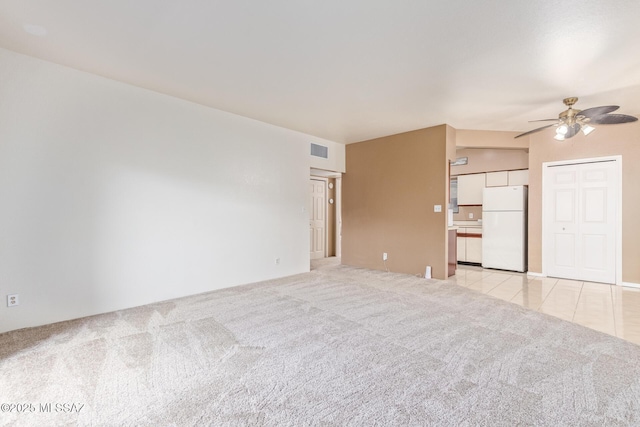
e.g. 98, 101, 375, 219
482, 185, 528, 272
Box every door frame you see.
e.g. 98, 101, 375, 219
310, 176, 329, 259
335, 177, 342, 258
541, 155, 622, 285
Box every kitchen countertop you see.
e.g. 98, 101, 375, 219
453, 221, 483, 228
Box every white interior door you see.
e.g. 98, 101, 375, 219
544, 159, 618, 284
309, 179, 326, 260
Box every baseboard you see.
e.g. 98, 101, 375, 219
524, 272, 638, 287
527, 271, 545, 278
622, 281, 640, 289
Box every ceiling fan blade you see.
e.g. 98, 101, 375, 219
588, 113, 638, 125
514, 123, 555, 138
578, 105, 619, 118
529, 119, 559, 122
565, 123, 581, 138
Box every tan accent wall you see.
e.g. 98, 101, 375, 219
454, 206, 483, 222
342, 125, 455, 279
451, 148, 529, 175
528, 121, 640, 283
456, 129, 528, 149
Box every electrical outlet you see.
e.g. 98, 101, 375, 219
7, 294, 19, 307
383, 252, 388, 261
469, 213, 474, 219
434, 205, 442, 213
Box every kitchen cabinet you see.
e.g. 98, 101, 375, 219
508, 169, 529, 186
486, 171, 508, 187
457, 169, 529, 206
457, 234, 466, 262
456, 227, 482, 264
457, 173, 485, 205
465, 229, 483, 263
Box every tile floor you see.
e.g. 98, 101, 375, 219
451, 265, 640, 345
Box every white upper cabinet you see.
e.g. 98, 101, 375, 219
457, 173, 485, 205
508, 169, 529, 186
485, 171, 508, 187
456, 169, 529, 205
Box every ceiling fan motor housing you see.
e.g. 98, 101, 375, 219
560, 105, 580, 125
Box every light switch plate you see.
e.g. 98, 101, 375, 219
469, 213, 474, 219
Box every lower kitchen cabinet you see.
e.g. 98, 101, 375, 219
457, 227, 482, 264
466, 232, 482, 263
457, 234, 466, 262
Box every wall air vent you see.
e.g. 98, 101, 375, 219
310, 143, 328, 159
451, 157, 468, 166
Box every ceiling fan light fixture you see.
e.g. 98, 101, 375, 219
556, 124, 569, 135
582, 124, 595, 136
554, 133, 565, 141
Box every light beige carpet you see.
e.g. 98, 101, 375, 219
2, 263, 640, 426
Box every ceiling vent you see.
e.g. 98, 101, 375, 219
310, 143, 328, 159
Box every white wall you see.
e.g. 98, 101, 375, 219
0, 48, 344, 333
309, 139, 345, 173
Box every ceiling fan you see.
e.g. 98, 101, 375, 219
515, 97, 638, 140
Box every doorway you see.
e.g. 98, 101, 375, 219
309, 178, 327, 260
542, 156, 621, 284
309, 173, 342, 261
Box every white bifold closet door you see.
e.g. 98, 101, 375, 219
544, 160, 617, 284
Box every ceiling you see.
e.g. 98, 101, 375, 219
1, 1, 640, 144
